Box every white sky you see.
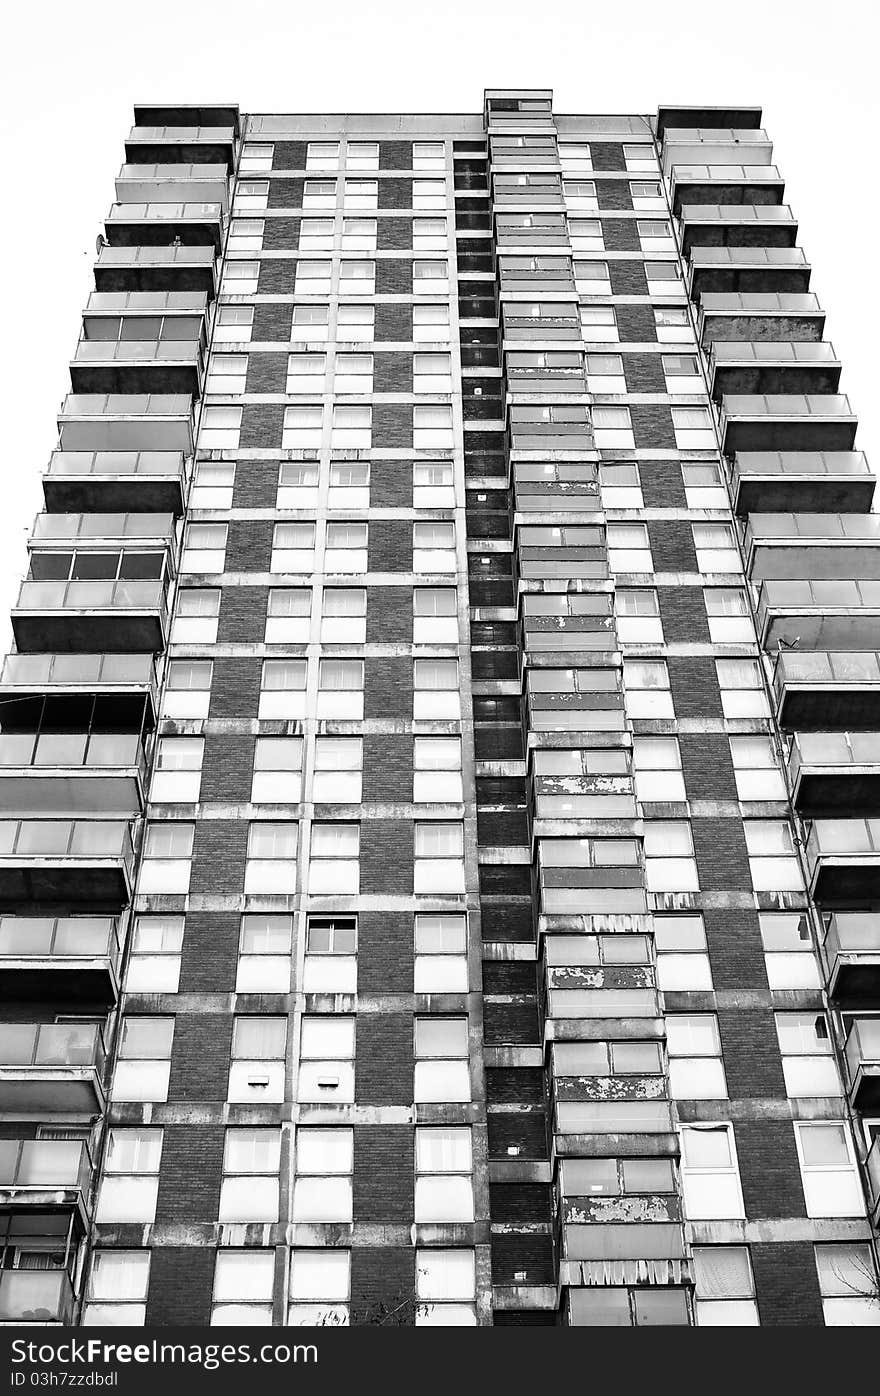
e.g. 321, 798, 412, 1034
0, 0, 877, 650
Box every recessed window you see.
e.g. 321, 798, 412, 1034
623, 658, 673, 718
304, 914, 357, 993
228, 219, 264, 252
654, 914, 713, 991
126, 916, 184, 993
776, 1012, 840, 1098
414, 587, 458, 644
244, 821, 297, 894
180, 522, 227, 574
795, 1122, 865, 1218
343, 180, 377, 211
414, 913, 467, 992
162, 659, 213, 720
306, 143, 339, 172
151, 736, 203, 803
413, 657, 460, 718
693, 1247, 758, 1326
233, 181, 269, 213
303, 179, 337, 210
414, 822, 465, 894
271, 521, 316, 573
313, 737, 363, 803
632, 736, 684, 802
190, 461, 234, 507
199, 405, 241, 449
205, 354, 247, 398
415, 1249, 476, 1326
415, 1127, 474, 1222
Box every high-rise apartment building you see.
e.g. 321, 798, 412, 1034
0, 90, 878, 1330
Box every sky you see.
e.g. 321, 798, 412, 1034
0, 0, 877, 649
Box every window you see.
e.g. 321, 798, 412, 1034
303, 179, 337, 210
583, 353, 625, 395
236, 915, 293, 993
84, 1251, 150, 1326
564, 179, 598, 211
615, 588, 661, 644
286, 352, 326, 395
265, 588, 311, 644
346, 141, 379, 171
251, 736, 303, 804
343, 180, 377, 211
233, 181, 269, 213
815, 1245, 880, 1326
277, 461, 319, 508
414, 822, 465, 893
228, 1016, 287, 1103
414, 405, 453, 449
334, 352, 372, 394
415, 1128, 474, 1223
607, 523, 652, 572
592, 406, 634, 449
325, 522, 368, 572
228, 219, 264, 252
685, 462, 727, 503
291, 305, 330, 341
673, 406, 715, 450
624, 145, 655, 173
205, 353, 247, 397
654, 306, 693, 343
415, 1250, 476, 1326
662, 353, 701, 394
415, 913, 468, 992
297, 218, 334, 251
568, 1287, 689, 1327
693, 522, 740, 573
199, 405, 241, 448
308, 823, 359, 893
329, 461, 370, 509
600, 463, 642, 509
744, 819, 802, 891
414, 142, 445, 170
413, 217, 447, 251
271, 521, 316, 573
162, 659, 212, 720
150, 736, 203, 802
317, 659, 363, 719
219, 1129, 280, 1223
667, 1015, 726, 1098
223, 260, 259, 295
339, 259, 375, 295
414, 461, 455, 510
415, 1017, 469, 1103
244, 822, 297, 894
413, 353, 452, 393
575, 261, 612, 297
321, 587, 366, 642
645, 260, 683, 297
414, 588, 458, 644
95, 1128, 162, 1223
580, 305, 618, 343
795, 1122, 864, 1218
282, 406, 323, 450
630, 180, 664, 210
638, 219, 674, 251
644, 821, 699, 892
259, 659, 308, 720
716, 658, 769, 719
180, 523, 227, 574
111, 1017, 174, 1103
776, 1013, 840, 1098
412, 180, 446, 211
292, 1128, 353, 1222
213, 306, 253, 345
313, 738, 362, 802
190, 461, 234, 508
623, 659, 673, 718
138, 823, 193, 894
125, 916, 184, 993
413, 522, 456, 574
730, 735, 787, 801
337, 303, 374, 342
304, 914, 357, 994
693, 1247, 758, 1326
341, 218, 377, 251
414, 737, 462, 802
414, 658, 460, 718
288, 1251, 350, 1327
306, 142, 339, 171
298, 1016, 355, 1102
633, 737, 684, 802
654, 914, 713, 991
413, 259, 449, 297
559, 142, 593, 172
704, 587, 752, 643
760, 912, 821, 990
212, 1250, 274, 1327
680, 1124, 744, 1220
413, 305, 450, 343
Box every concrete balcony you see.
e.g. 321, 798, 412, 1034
669, 163, 784, 212
104, 201, 224, 250
57, 395, 194, 454
0, 732, 148, 818
517, 523, 608, 580
491, 174, 565, 209
0, 915, 121, 1004
699, 293, 825, 345
502, 304, 582, 342
124, 124, 236, 171
94, 244, 218, 299
745, 513, 880, 582
498, 259, 575, 297
773, 650, 880, 731
0, 1023, 106, 1114
756, 577, 880, 651
720, 394, 856, 454
679, 204, 798, 255
656, 106, 763, 137
867, 1136, 880, 1229
788, 731, 880, 815
805, 817, 880, 903
133, 102, 240, 135
0, 1141, 92, 1222
43, 450, 187, 515
710, 342, 839, 399
0, 654, 159, 727
507, 367, 588, 397
732, 451, 875, 516
115, 163, 229, 211
689, 246, 811, 299
12, 578, 169, 653
0, 1267, 75, 1326
71, 335, 204, 395
494, 213, 570, 247
823, 912, 880, 1000
508, 404, 594, 453
661, 128, 773, 173
844, 1019, 880, 1109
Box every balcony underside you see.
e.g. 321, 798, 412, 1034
12, 611, 165, 654
43, 474, 185, 516
724, 419, 857, 453
0, 862, 131, 908
848, 1065, 880, 1110
735, 472, 873, 515
0, 1068, 104, 1115
0, 770, 143, 817
811, 856, 880, 904
712, 361, 841, 398
691, 265, 810, 297
94, 260, 217, 299
828, 956, 880, 1002
69, 361, 201, 395
104, 218, 222, 250
793, 769, 880, 815
777, 684, 880, 732
0, 958, 117, 1005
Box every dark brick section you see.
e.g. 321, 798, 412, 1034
718, 1010, 788, 1098
262, 218, 301, 252
375, 302, 413, 343
596, 178, 633, 211
245, 352, 288, 394
374, 350, 413, 393
365, 588, 413, 644
703, 908, 770, 992
257, 260, 295, 294
647, 520, 697, 571
252, 302, 293, 342
376, 261, 414, 296
225, 521, 274, 574
751, 1243, 824, 1326
208, 657, 262, 719
145, 1248, 216, 1326
370, 460, 412, 508
232, 460, 278, 509
372, 403, 413, 448
352, 1126, 414, 1221
364, 656, 413, 718
486, 1068, 544, 1104
200, 733, 258, 804
271, 141, 307, 171
477, 809, 529, 845
657, 587, 710, 644
153, 1124, 225, 1224
632, 403, 676, 450
487, 1111, 549, 1160
354, 1012, 413, 1104
367, 519, 413, 573
378, 178, 413, 209
357, 910, 414, 995
218, 584, 270, 644
601, 218, 640, 251
179, 912, 240, 994
680, 734, 738, 802
491, 1233, 555, 1286
240, 403, 285, 449
359, 818, 414, 893
610, 261, 648, 296
167, 1013, 235, 1103
735, 1121, 807, 1219
378, 218, 414, 251
267, 177, 304, 210
350, 1247, 416, 1326
590, 142, 625, 171
484, 1001, 540, 1045
481, 903, 533, 941
639, 460, 686, 508
379, 142, 414, 170
362, 735, 412, 802
616, 304, 657, 343
489, 1182, 553, 1223
691, 816, 752, 891
669, 657, 723, 717
622, 352, 665, 393
189, 821, 249, 895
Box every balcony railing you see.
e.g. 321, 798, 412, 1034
0, 1022, 106, 1114
104, 202, 225, 251
57, 394, 194, 454
805, 816, 880, 902
0, 731, 147, 819
0, 1269, 75, 1326
824, 912, 880, 1000
789, 731, 880, 814
0, 818, 135, 907
124, 125, 236, 171
699, 292, 825, 344
94, 244, 218, 298
732, 450, 875, 516
757, 577, 880, 651
0, 1139, 92, 1198
114, 163, 229, 210
867, 1137, 880, 1227
44, 450, 187, 515
745, 510, 878, 580
661, 127, 773, 169
844, 1019, 880, 1108
773, 648, 880, 730
670, 163, 784, 212
709, 341, 839, 397
689, 245, 811, 298
12, 579, 168, 654
0, 653, 158, 711
0, 914, 120, 1003
720, 394, 857, 454
31, 512, 176, 545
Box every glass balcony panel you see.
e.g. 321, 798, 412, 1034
17, 1141, 86, 1187
0, 1270, 74, 1325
